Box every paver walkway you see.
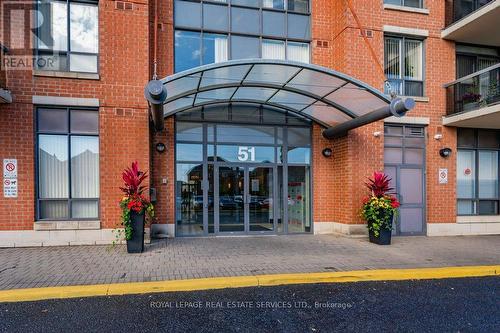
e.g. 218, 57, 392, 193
0, 235, 499, 290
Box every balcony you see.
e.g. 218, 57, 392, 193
444, 64, 500, 127
442, 0, 500, 46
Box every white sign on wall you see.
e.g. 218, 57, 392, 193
3, 159, 18, 198
439, 168, 448, 184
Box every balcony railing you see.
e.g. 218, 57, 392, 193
452, 0, 494, 23
445, 63, 500, 116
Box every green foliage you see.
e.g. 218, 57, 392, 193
361, 196, 398, 237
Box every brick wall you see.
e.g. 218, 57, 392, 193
0, 0, 151, 230
310, 0, 457, 226
1, 0, 460, 235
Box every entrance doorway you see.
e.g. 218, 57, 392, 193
215, 165, 274, 234
384, 124, 426, 235
174, 105, 312, 236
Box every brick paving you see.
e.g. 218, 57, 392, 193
0, 235, 499, 290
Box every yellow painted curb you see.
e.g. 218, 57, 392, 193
0, 265, 498, 303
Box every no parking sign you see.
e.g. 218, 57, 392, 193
3, 159, 18, 198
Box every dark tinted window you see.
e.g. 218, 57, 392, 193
38, 108, 68, 132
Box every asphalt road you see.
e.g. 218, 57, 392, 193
1, 277, 499, 333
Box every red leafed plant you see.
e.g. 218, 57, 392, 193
115, 162, 154, 242
365, 171, 393, 198
120, 161, 148, 196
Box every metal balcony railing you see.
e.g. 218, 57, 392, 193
445, 63, 500, 115
452, 0, 494, 23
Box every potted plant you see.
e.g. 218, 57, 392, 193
118, 161, 154, 253
361, 172, 400, 245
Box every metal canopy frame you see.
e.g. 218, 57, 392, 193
146, 59, 414, 136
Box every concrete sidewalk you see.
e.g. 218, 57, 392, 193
0, 235, 499, 291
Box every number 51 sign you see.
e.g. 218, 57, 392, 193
238, 146, 256, 162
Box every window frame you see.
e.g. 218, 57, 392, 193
35, 106, 100, 221
35, 0, 99, 74
457, 129, 500, 216
383, 0, 424, 9
173, 0, 311, 72
384, 35, 425, 97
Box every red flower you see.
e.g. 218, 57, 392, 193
389, 195, 400, 208
365, 172, 394, 197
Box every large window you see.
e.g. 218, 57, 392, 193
457, 128, 500, 215
384, 36, 424, 97
174, 0, 311, 72
384, 0, 423, 8
456, 45, 500, 78
37, 107, 99, 220
36, 0, 99, 73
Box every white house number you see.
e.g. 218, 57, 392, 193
237, 146, 255, 162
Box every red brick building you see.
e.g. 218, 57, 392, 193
0, 0, 499, 246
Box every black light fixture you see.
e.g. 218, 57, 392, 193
156, 142, 166, 153
439, 147, 452, 158
322, 148, 333, 158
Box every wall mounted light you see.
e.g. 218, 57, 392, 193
322, 148, 333, 158
156, 142, 166, 153
373, 131, 381, 137
439, 147, 452, 158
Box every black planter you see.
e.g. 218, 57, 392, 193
367, 212, 393, 245
126, 211, 145, 253
368, 228, 392, 245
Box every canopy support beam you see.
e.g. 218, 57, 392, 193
322, 98, 415, 139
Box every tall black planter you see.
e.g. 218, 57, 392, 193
127, 211, 145, 253
367, 212, 393, 245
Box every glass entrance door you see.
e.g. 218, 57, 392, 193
215, 165, 275, 234
217, 166, 245, 233
248, 167, 274, 232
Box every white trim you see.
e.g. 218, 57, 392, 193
33, 70, 100, 80
32, 95, 100, 107
383, 25, 429, 37
427, 222, 500, 236
384, 116, 430, 125
442, 103, 500, 127
313, 222, 367, 236
0, 228, 151, 247
383, 4, 429, 15
457, 215, 500, 223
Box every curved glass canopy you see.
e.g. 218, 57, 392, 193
161, 59, 391, 127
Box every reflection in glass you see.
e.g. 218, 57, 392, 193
218, 167, 245, 232
176, 143, 203, 161
175, 30, 201, 72
249, 167, 274, 231
457, 150, 476, 199
288, 147, 310, 164
231, 7, 260, 34
217, 125, 275, 144
478, 151, 498, 198
176, 122, 203, 142
176, 163, 204, 236
37, 1, 68, 51
71, 136, 99, 199
203, 34, 228, 65
263, 0, 284, 10
39, 135, 69, 199
70, 2, 98, 53
288, 166, 310, 232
